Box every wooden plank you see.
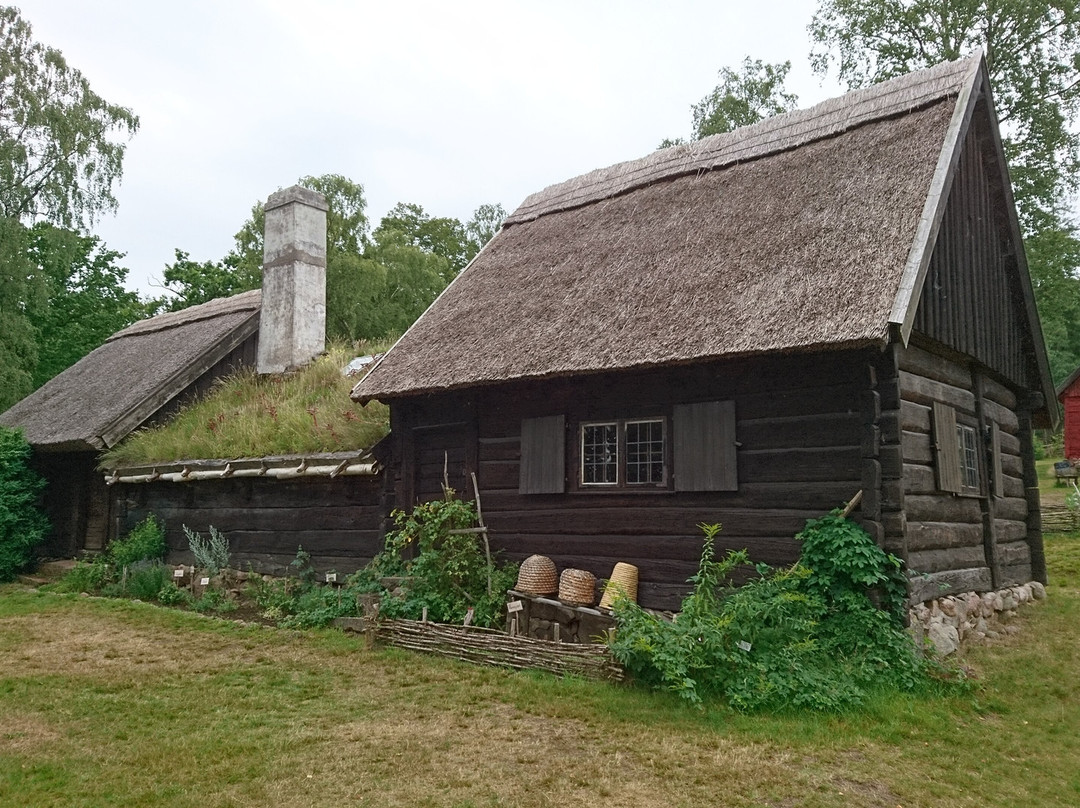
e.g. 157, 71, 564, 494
983, 399, 1020, 433
907, 566, 993, 603
903, 463, 937, 495
909, 546, 988, 574
905, 494, 982, 523
995, 496, 1027, 522
739, 446, 862, 483
673, 401, 737, 492
981, 375, 1018, 409
999, 562, 1034, 588
738, 412, 861, 449
519, 415, 566, 494
896, 343, 974, 389
901, 401, 931, 433
902, 430, 933, 464
480, 480, 861, 514
900, 370, 977, 414
997, 540, 1031, 567
485, 506, 823, 538
906, 521, 983, 551
144, 505, 383, 533
993, 519, 1028, 542
991, 422, 1004, 498
932, 401, 962, 493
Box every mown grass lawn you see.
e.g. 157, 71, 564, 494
2, 536, 1079, 808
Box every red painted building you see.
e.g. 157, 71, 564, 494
1057, 368, 1080, 459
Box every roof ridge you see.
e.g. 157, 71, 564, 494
506, 54, 980, 225
110, 288, 261, 341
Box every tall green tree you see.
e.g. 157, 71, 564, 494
809, 0, 1080, 227
809, 0, 1080, 384
661, 58, 799, 147
0, 6, 138, 229
24, 223, 143, 387
0, 217, 40, 411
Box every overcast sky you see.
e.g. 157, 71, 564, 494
16, 0, 844, 295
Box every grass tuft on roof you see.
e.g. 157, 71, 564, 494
100, 340, 390, 468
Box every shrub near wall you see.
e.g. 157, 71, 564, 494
0, 426, 48, 580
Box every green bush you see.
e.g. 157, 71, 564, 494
372, 493, 518, 627
610, 516, 938, 711
112, 561, 172, 601
0, 426, 48, 581
107, 515, 166, 569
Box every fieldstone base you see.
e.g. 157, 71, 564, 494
908, 581, 1047, 656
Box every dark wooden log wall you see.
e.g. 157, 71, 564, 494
913, 100, 1036, 393
897, 342, 1033, 600
392, 351, 876, 611
113, 473, 385, 576
31, 451, 109, 557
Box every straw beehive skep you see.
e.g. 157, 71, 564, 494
599, 562, 639, 610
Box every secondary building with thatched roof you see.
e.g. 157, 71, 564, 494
353, 54, 1055, 609
0, 185, 383, 571
1, 290, 262, 554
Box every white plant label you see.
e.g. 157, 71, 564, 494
506, 600, 524, 613
325, 572, 337, 583
737, 640, 752, 652
200, 577, 210, 586
173, 568, 184, 578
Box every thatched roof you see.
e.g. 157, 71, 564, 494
0, 290, 260, 452
354, 55, 1050, 409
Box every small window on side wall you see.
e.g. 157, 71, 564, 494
932, 401, 982, 496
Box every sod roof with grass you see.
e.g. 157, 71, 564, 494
1, 291, 262, 452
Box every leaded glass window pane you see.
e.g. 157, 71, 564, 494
625, 419, 665, 484
957, 424, 980, 490
582, 423, 618, 484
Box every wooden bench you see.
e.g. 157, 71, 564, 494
1055, 461, 1078, 485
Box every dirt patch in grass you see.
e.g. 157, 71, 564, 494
0, 712, 61, 754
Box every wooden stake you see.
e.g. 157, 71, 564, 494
471, 471, 493, 597
840, 490, 863, 519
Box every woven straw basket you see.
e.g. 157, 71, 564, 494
599, 562, 639, 610
558, 568, 597, 607
516, 554, 558, 596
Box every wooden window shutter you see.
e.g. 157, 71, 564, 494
932, 401, 962, 493
519, 415, 565, 494
673, 401, 737, 492
990, 422, 1004, 498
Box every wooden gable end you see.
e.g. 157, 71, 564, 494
913, 100, 1037, 392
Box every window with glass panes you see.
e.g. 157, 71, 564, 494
580, 419, 665, 487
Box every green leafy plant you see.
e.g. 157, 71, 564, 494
192, 587, 236, 614
107, 560, 172, 601
106, 514, 166, 569
156, 581, 192, 607
0, 426, 48, 581
610, 515, 939, 711
372, 491, 518, 627
183, 524, 230, 575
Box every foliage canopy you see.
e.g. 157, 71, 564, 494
0, 6, 138, 229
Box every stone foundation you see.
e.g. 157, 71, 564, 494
908, 581, 1047, 656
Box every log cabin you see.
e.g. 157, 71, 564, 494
351, 54, 1056, 610
0, 185, 387, 571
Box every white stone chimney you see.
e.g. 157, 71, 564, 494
257, 185, 328, 374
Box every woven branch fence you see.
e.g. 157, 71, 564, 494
373, 618, 624, 682
1041, 505, 1078, 533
